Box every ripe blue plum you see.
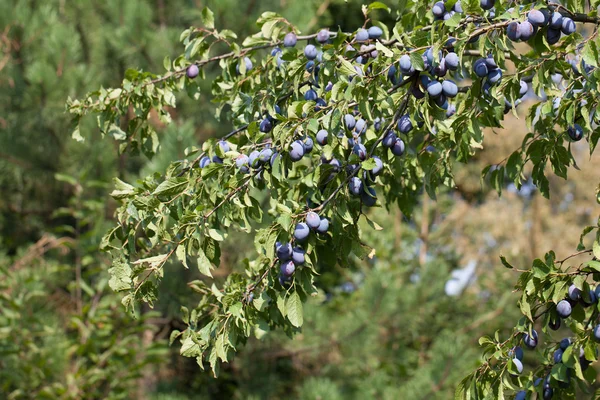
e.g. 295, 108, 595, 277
507, 21, 521, 41
487, 68, 502, 85
442, 80, 458, 97
349, 177, 363, 195
561, 17, 575, 34
283, 32, 297, 47
316, 29, 329, 43
594, 325, 600, 342
519, 21, 535, 41
316, 129, 328, 145
444, 52, 459, 70
353, 143, 367, 160
259, 118, 272, 133
519, 80, 528, 96
391, 138, 405, 156
186, 64, 199, 78
259, 148, 273, 163
382, 131, 397, 148
473, 59, 488, 77
280, 260, 295, 277
290, 140, 305, 161
559, 338, 572, 350
550, 12, 563, 29
553, 349, 563, 363
356, 28, 369, 42
304, 44, 318, 60
360, 186, 377, 207
317, 217, 329, 234
248, 151, 260, 168
199, 156, 211, 168
344, 114, 356, 130
556, 300, 572, 318
427, 81, 443, 98
568, 284, 581, 301
374, 117, 384, 131
399, 54, 412, 73
480, 0, 495, 10
368, 26, 383, 39
524, 329, 538, 349
515, 391, 526, 400
218, 140, 230, 153
236, 57, 253, 74
397, 114, 413, 133
276, 242, 292, 261
509, 346, 524, 361
304, 89, 318, 101
432, 2, 446, 19
306, 211, 321, 229
315, 98, 327, 111
371, 156, 383, 176
294, 222, 310, 241
236, 154, 250, 173
528, 10, 546, 27
303, 137, 314, 153
355, 118, 367, 134
453, 1, 463, 13
292, 247, 305, 265
567, 124, 583, 141
512, 358, 523, 374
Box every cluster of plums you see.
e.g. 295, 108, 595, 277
553, 284, 599, 322
276, 211, 329, 284
506, 9, 576, 45
432, 0, 463, 21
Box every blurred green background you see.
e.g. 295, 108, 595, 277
1, 1, 598, 398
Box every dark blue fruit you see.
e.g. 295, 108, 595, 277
559, 338, 572, 350
218, 140, 230, 153
316, 129, 328, 145
316, 29, 329, 43
549, 317, 561, 330
391, 138, 405, 156
382, 131, 397, 148
353, 143, 367, 160
594, 324, 600, 342
445, 52, 459, 70
512, 358, 523, 374
199, 156, 211, 168
304, 45, 318, 60
349, 177, 363, 195
398, 114, 413, 133
427, 81, 443, 98
432, 2, 446, 19
292, 247, 305, 265
371, 156, 383, 176
186, 64, 199, 78
519, 21, 535, 41
543, 387, 553, 400
510, 346, 524, 361
561, 17, 575, 35
303, 137, 314, 153
315, 98, 327, 111
507, 21, 521, 41
487, 68, 502, 85
276, 242, 292, 261
474, 59, 488, 77
550, 12, 563, 29
317, 218, 329, 234
355, 118, 367, 134
360, 186, 377, 207
568, 284, 581, 301
399, 54, 413, 74
306, 211, 321, 229
480, 0, 495, 10
524, 329, 538, 349
344, 114, 356, 130
259, 118, 272, 133
290, 140, 305, 162
259, 148, 273, 163
356, 28, 369, 42
553, 349, 563, 363
280, 260, 295, 277
515, 391, 526, 400
283, 32, 297, 47
528, 10, 546, 27
236, 154, 250, 173
304, 89, 318, 101
519, 80, 528, 96
294, 222, 310, 241
567, 124, 583, 141
442, 80, 458, 97
546, 28, 561, 45
368, 26, 383, 39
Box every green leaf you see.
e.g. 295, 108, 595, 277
108, 257, 133, 292
286, 291, 303, 327
367, 2, 391, 13
197, 249, 214, 278
201, 7, 215, 29
110, 178, 135, 199
593, 241, 600, 260
153, 177, 189, 197
499, 255, 513, 269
